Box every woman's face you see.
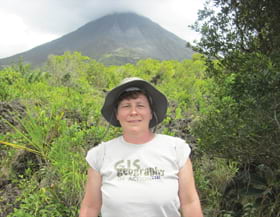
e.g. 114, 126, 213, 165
116, 93, 152, 134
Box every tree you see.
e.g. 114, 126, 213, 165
191, 0, 280, 216
44, 51, 91, 90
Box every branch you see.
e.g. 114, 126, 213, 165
273, 98, 280, 130
274, 108, 280, 130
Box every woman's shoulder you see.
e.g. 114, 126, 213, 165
88, 136, 121, 152
101, 136, 122, 145
156, 134, 186, 143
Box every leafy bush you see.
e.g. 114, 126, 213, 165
3, 51, 263, 217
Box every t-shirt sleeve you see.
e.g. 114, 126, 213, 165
85, 143, 105, 172
175, 138, 191, 169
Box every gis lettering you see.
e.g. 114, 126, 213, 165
114, 159, 140, 170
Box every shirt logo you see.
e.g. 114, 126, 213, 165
114, 159, 165, 182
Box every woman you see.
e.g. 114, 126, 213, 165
79, 77, 203, 217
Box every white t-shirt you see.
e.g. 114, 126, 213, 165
86, 134, 191, 217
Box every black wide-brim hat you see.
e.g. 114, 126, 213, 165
101, 77, 168, 128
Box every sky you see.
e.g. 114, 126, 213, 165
0, 0, 204, 58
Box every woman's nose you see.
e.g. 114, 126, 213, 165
130, 106, 138, 115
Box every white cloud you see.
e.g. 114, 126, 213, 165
144, 0, 202, 42
0, 0, 204, 58
0, 11, 59, 58
0, 12, 27, 57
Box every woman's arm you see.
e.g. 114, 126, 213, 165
79, 168, 102, 217
178, 159, 204, 217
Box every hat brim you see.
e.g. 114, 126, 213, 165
101, 80, 168, 128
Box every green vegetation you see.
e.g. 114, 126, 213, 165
0, 53, 211, 216
1, 1, 279, 216
189, 0, 280, 216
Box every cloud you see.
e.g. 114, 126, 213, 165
0, 10, 59, 58
0, 0, 203, 58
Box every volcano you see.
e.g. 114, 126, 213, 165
0, 13, 193, 66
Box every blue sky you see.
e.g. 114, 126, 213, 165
0, 0, 204, 58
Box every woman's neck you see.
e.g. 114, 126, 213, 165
122, 130, 155, 144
